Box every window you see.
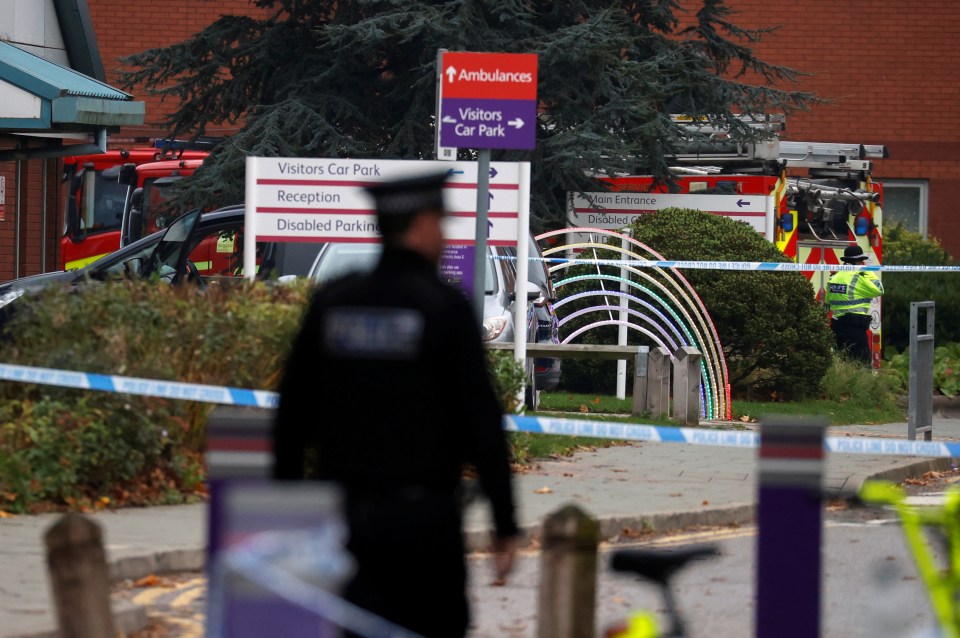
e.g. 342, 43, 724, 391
881, 179, 928, 237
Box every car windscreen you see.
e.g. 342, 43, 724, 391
310, 243, 382, 283
143, 209, 201, 281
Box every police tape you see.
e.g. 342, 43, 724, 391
504, 415, 960, 459
493, 255, 960, 273
2, 361, 957, 458
0, 362, 279, 409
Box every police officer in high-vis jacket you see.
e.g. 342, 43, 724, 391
273, 172, 519, 638
827, 244, 884, 364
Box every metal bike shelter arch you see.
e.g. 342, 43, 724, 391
534, 227, 730, 420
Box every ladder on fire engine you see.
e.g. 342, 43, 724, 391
668, 115, 889, 241
668, 114, 889, 174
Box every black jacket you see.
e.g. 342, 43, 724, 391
273, 247, 518, 538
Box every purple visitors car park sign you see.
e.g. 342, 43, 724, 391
439, 52, 538, 151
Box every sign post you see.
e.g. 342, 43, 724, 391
473, 150, 491, 326
434, 49, 457, 161
438, 51, 538, 324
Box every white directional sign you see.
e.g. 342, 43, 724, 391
568, 191, 770, 232
245, 157, 528, 247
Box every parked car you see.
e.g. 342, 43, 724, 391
0, 205, 322, 329
499, 238, 562, 392
308, 239, 560, 406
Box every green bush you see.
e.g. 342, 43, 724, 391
554, 208, 834, 399
486, 349, 526, 413
821, 356, 904, 411
0, 396, 167, 509
627, 209, 833, 398
0, 280, 527, 512
882, 224, 960, 353
886, 342, 960, 398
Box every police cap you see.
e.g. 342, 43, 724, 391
365, 172, 449, 217
841, 244, 868, 263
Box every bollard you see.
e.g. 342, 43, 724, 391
206, 407, 351, 637
207, 483, 350, 638
44, 513, 116, 638
908, 301, 935, 441
537, 504, 599, 638
755, 417, 827, 638
631, 345, 650, 417
647, 347, 670, 420
672, 347, 701, 426
206, 405, 275, 564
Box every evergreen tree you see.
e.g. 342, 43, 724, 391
119, 0, 814, 229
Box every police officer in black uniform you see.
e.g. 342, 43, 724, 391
273, 172, 519, 638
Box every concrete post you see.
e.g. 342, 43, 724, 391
44, 513, 116, 638
537, 505, 599, 638
631, 346, 650, 417
647, 347, 670, 419
672, 346, 702, 426
755, 417, 826, 638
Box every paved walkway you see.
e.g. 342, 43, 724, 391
2, 418, 958, 638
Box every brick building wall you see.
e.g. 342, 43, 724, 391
0, 156, 62, 281
88, 0, 270, 140
721, 0, 960, 253
4, 1, 957, 282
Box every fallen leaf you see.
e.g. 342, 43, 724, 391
739, 415, 751, 423
611, 596, 626, 604
702, 500, 710, 506
621, 527, 652, 539
826, 499, 849, 511
0, 510, 15, 519
134, 574, 161, 588
579, 404, 589, 413
534, 486, 554, 494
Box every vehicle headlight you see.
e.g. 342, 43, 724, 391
482, 315, 510, 341
0, 289, 26, 310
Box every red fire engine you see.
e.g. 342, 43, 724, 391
568, 117, 887, 367
60, 141, 211, 270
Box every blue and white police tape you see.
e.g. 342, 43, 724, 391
493, 255, 960, 273
504, 415, 960, 459
0, 362, 278, 409
3, 361, 958, 458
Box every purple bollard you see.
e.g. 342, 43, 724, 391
205, 407, 352, 637
755, 417, 827, 638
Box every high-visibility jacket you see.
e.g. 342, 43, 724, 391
827, 270, 884, 317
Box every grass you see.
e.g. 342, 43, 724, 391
511, 392, 709, 466
730, 399, 905, 426
511, 359, 908, 465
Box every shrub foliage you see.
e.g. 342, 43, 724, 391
882, 224, 960, 353
0, 280, 523, 513
627, 209, 833, 398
